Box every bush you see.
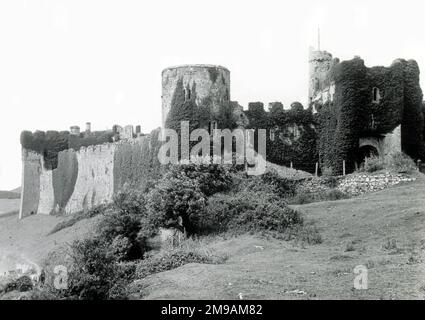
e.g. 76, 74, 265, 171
146, 172, 207, 235
40, 243, 138, 300
135, 249, 222, 279
260, 170, 297, 198
2, 276, 33, 293
64, 237, 123, 300
174, 163, 234, 196
110, 236, 133, 262
362, 155, 385, 173
386, 152, 417, 173
145, 164, 233, 235
360, 152, 416, 174
97, 187, 150, 260
200, 190, 303, 235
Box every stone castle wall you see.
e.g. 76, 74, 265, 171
161, 65, 230, 128
37, 160, 54, 215
19, 150, 41, 219
19, 129, 162, 218
63, 143, 116, 214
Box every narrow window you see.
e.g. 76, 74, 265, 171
372, 87, 380, 103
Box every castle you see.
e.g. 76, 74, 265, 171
309, 47, 424, 173
18, 49, 425, 219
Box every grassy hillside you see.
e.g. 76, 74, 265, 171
1, 170, 424, 300
0, 191, 20, 199
128, 174, 425, 300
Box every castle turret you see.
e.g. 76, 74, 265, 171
308, 47, 333, 104
161, 65, 230, 129
70, 126, 80, 135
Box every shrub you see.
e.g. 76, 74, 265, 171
362, 155, 385, 173
64, 237, 122, 300
146, 174, 206, 235
110, 236, 133, 262
260, 170, 297, 198
135, 249, 222, 279
145, 164, 233, 235
173, 163, 234, 196
200, 190, 303, 235
97, 188, 149, 260
385, 152, 417, 173
2, 276, 33, 293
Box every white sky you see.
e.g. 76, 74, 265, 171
0, 0, 424, 190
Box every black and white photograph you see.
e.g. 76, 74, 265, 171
0, 0, 424, 307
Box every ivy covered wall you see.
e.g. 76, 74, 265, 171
113, 129, 163, 193
245, 102, 319, 173
316, 57, 424, 175
20, 130, 115, 170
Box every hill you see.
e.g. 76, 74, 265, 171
1, 173, 424, 299
0, 191, 20, 200
9, 187, 21, 194
128, 173, 425, 299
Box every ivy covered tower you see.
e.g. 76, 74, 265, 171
161, 65, 231, 129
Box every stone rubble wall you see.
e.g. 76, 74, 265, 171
337, 172, 416, 195
297, 171, 416, 196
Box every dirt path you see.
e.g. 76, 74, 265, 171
129, 175, 425, 300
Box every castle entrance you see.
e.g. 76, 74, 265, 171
356, 145, 379, 169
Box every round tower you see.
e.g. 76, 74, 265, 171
308, 47, 333, 104
161, 64, 230, 128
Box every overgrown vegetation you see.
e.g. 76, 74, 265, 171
317, 57, 425, 175
20, 130, 115, 170
22, 164, 325, 300
360, 152, 417, 173
245, 102, 319, 173
48, 205, 108, 235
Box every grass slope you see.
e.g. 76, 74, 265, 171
0, 191, 20, 199
1, 174, 424, 299
128, 174, 425, 300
